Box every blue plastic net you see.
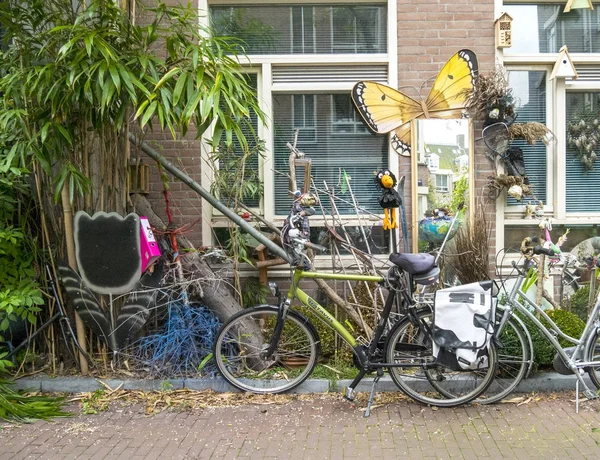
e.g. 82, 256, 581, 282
130, 300, 220, 378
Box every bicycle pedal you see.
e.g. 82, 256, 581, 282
344, 387, 357, 402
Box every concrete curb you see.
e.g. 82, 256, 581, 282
10, 372, 590, 395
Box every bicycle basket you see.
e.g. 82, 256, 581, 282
432, 280, 497, 371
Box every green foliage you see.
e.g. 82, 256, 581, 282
0, 0, 265, 201
81, 389, 108, 415
241, 279, 269, 308
449, 175, 468, 214
0, 226, 44, 341
0, 359, 70, 422
568, 285, 600, 321
518, 309, 586, 368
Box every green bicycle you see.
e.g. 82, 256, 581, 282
212, 213, 498, 412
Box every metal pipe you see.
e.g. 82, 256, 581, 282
129, 133, 292, 264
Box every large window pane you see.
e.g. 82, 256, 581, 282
273, 93, 388, 216
566, 91, 600, 213
504, 3, 600, 54
506, 70, 547, 206
210, 4, 387, 55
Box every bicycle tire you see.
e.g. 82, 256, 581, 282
426, 309, 531, 404
385, 308, 498, 407
584, 327, 600, 390
477, 313, 531, 404
213, 305, 320, 394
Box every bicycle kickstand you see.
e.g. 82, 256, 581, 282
364, 368, 384, 418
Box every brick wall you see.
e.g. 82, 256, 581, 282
396, 0, 498, 273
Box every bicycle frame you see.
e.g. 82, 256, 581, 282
498, 273, 600, 379
287, 269, 385, 348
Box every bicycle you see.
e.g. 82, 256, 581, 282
474, 238, 600, 409
212, 206, 499, 414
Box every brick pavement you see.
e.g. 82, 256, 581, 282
2, 393, 600, 459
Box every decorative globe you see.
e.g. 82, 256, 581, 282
418, 215, 460, 244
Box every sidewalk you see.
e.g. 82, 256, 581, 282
2, 391, 600, 459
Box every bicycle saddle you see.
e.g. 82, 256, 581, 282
389, 252, 436, 275
389, 253, 439, 285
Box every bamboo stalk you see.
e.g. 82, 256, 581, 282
61, 184, 89, 374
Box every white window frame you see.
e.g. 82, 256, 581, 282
200, 0, 397, 247
496, 0, 600, 256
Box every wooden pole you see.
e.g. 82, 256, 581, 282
61, 184, 89, 374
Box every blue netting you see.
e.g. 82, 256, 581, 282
131, 301, 220, 378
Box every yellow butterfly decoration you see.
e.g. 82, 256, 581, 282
351, 49, 478, 157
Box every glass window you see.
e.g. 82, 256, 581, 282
273, 93, 388, 216
435, 174, 449, 193
331, 94, 369, 134
210, 4, 387, 54
506, 70, 547, 206
565, 91, 600, 213
504, 3, 600, 54
293, 95, 317, 143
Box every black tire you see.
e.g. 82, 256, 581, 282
213, 305, 320, 394
385, 308, 498, 407
477, 313, 531, 403
585, 328, 600, 390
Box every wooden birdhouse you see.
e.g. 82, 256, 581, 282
550, 46, 578, 80
495, 13, 513, 49
564, 0, 594, 13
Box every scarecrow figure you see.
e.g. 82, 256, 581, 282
375, 169, 402, 230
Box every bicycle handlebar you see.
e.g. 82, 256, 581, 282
532, 245, 557, 257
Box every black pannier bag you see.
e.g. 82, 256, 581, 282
432, 280, 497, 371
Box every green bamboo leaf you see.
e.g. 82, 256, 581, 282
172, 72, 187, 106
134, 99, 152, 120
183, 91, 204, 123
84, 33, 94, 56
157, 104, 164, 128
55, 125, 72, 146
40, 122, 51, 143
154, 67, 180, 91
108, 64, 121, 94
141, 100, 158, 127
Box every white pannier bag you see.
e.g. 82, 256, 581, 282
432, 280, 497, 371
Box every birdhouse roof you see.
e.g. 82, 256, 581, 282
494, 12, 513, 23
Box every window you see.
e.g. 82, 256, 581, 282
501, 2, 600, 257
506, 70, 547, 206
331, 94, 369, 134
435, 174, 449, 193
273, 93, 388, 216
331, 6, 383, 53
203, 1, 394, 255
293, 94, 317, 143
504, 3, 600, 54
210, 4, 387, 55
565, 91, 600, 213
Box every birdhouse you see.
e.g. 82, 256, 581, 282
550, 45, 578, 80
564, 0, 594, 13
494, 13, 513, 49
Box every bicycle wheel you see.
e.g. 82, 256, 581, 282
477, 313, 531, 404
385, 308, 498, 407
584, 328, 600, 389
213, 305, 320, 394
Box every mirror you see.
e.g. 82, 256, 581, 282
411, 119, 474, 253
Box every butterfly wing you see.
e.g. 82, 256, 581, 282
425, 49, 478, 116
391, 122, 414, 157
352, 81, 423, 134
